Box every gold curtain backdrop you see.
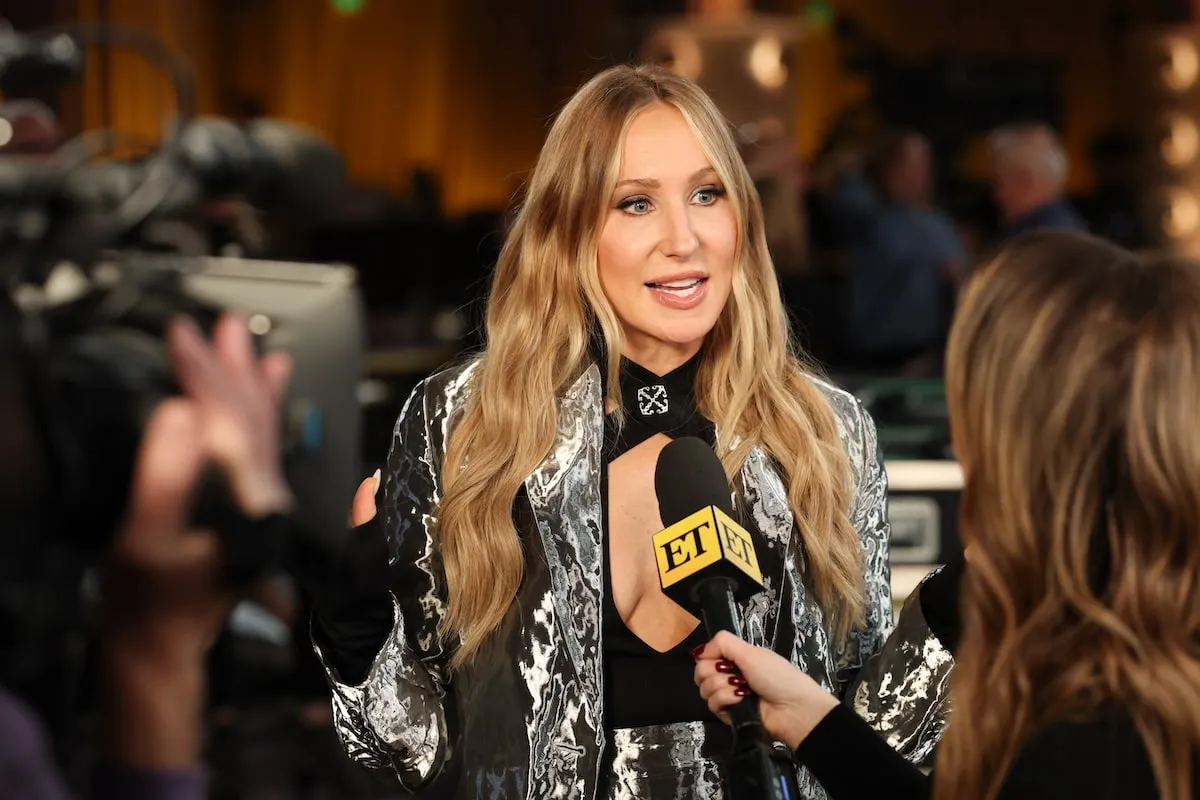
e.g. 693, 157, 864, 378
65, 0, 1163, 208
69, 0, 615, 215
71, 0, 221, 152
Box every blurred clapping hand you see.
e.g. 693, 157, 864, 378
98, 314, 293, 771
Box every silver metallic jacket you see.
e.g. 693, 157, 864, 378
316, 361, 955, 798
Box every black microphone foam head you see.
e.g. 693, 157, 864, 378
655, 436, 733, 525
653, 436, 765, 618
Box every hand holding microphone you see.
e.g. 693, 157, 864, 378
694, 631, 839, 751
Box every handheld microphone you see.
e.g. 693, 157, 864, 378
653, 437, 764, 732
654, 437, 800, 800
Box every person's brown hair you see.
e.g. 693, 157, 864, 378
937, 230, 1200, 800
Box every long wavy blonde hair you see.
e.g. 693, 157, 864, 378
437, 65, 861, 669
937, 230, 1200, 800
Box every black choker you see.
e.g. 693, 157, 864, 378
602, 349, 714, 462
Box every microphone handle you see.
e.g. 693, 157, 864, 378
694, 578, 764, 737
726, 742, 804, 800
695, 580, 803, 800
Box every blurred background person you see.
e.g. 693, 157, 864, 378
743, 117, 810, 278
989, 122, 1087, 243
816, 128, 964, 375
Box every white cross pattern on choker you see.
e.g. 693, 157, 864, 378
602, 350, 714, 462
636, 384, 669, 416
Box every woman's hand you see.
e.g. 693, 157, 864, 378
694, 631, 839, 750
102, 314, 294, 660
349, 469, 380, 526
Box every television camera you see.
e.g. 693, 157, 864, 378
0, 19, 365, 741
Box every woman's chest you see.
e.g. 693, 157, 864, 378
605, 434, 702, 651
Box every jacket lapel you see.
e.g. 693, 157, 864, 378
734, 446, 795, 648
522, 365, 606, 722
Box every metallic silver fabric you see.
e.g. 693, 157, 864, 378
316, 362, 955, 798
848, 570, 955, 764
598, 722, 849, 799
600, 722, 725, 799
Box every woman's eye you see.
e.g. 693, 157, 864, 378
619, 197, 652, 214
694, 187, 725, 205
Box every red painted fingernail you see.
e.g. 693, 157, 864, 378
715, 661, 734, 674
729, 675, 747, 687
690, 645, 705, 659
734, 687, 751, 697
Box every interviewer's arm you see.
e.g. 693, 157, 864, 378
695, 633, 930, 800
793, 704, 930, 800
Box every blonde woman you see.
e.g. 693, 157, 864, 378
315, 65, 952, 799
697, 230, 1200, 799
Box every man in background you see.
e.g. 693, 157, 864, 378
818, 128, 964, 374
989, 122, 1086, 242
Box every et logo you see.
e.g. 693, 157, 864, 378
653, 506, 762, 592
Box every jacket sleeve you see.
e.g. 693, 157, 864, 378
833, 399, 955, 765
313, 379, 454, 790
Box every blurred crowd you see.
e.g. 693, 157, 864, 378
747, 120, 1090, 378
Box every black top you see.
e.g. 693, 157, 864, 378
797, 702, 1197, 799
795, 555, 1199, 798
600, 350, 722, 730
600, 350, 713, 464
600, 540, 710, 728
